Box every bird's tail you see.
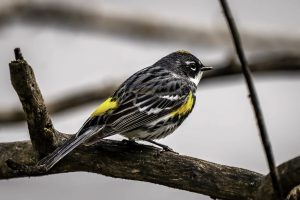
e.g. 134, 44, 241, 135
38, 126, 103, 171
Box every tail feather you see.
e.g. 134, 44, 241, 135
38, 126, 103, 170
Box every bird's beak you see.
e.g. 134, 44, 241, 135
201, 66, 213, 71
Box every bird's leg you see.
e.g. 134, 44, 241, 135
145, 140, 175, 152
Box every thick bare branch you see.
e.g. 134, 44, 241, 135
0, 139, 262, 200
1, 52, 300, 124
255, 156, 300, 200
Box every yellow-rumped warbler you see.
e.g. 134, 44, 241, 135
38, 50, 212, 170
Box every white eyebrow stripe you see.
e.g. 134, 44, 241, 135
185, 61, 195, 65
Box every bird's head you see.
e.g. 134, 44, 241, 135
156, 50, 212, 86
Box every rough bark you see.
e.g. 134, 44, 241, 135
255, 156, 300, 200
1, 139, 263, 200
9, 53, 58, 156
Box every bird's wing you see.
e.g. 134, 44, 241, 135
77, 67, 196, 137
104, 75, 195, 134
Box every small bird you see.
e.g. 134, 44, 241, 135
38, 50, 212, 170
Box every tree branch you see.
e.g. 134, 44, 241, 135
255, 156, 300, 200
1, 52, 300, 124
219, 1, 283, 198
0, 139, 263, 200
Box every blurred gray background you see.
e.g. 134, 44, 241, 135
0, 0, 299, 199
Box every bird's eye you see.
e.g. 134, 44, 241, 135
190, 65, 197, 71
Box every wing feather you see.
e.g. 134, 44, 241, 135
105, 75, 194, 133
77, 67, 195, 137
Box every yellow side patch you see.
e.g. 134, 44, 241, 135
91, 97, 118, 117
171, 92, 194, 116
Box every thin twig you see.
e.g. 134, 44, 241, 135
219, 0, 284, 199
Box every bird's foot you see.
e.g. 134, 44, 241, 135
145, 140, 178, 154
121, 139, 138, 146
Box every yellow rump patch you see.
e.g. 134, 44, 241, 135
171, 91, 194, 116
176, 50, 191, 54
91, 97, 118, 117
